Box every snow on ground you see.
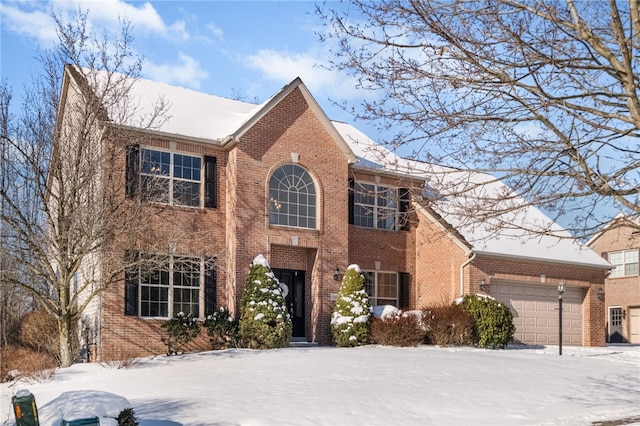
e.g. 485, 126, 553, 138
2, 344, 639, 426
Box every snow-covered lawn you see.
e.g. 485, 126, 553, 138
2, 344, 639, 426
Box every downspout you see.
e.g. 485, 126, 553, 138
460, 252, 476, 297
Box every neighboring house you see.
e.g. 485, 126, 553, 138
57, 66, 611, 361
588, 215, 640, 343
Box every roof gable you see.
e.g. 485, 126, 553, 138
229, 78, 356, 163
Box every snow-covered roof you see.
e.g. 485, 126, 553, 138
122, 77, 263, 141
333, 122, 611, 269
80, 70, 608, 269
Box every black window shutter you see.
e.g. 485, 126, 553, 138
204, 156, 217, 208
399, 272, 410, 309
399, 187, 410, 231
124, 250, 139, 316
204, 258, 217, 317
348, 178, 355, 225
125, 144, 140, 199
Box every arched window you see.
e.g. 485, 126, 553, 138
269, 164, 317, 229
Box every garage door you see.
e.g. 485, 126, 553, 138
630, 307, 640, 344
491, 282, 585, 346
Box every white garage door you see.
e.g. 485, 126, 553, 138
491, 282, 585, 346
630, 307, 640, 344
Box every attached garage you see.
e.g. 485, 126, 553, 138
630, 307, 640, 344
491, 281, 586, 346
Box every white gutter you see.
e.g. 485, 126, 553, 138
460, 252, 477, 297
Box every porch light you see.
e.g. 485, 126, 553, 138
558, 281, 565, 356
597, 287, 605, 301
479, 277, 489, 293
334, 267, 341, 282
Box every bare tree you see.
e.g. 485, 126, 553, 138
319, 0, 640, 239
0, 10, 180, 367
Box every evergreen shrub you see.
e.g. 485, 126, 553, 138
370, 312, 426, 346
116, 408, 139, 426
422, 303, 473, 346
161, 311, 201, 355
204, 307, 240, 349
239, 255, 292, 349
330, 265, 372, 347
459, 294, 515, 349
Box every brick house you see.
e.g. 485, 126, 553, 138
588, 215, 640, 343
58, 66, 610, 361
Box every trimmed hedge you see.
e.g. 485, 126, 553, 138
422, 304, 473, 346
370, 312, 426, 347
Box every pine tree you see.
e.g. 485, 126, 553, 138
331, 265, 372, 347
239, 255, 292, 349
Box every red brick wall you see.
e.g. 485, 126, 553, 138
228, 87, 349, 345
99, 135, 228, 361
414, 210, 469, 308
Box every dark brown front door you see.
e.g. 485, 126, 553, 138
273, 269, 305, 338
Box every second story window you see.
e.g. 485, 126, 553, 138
609, 249, 639, 278
269, 164, 317, 229
141, 149, 201, 207
126, 144, 217, 208
354, 182, 399, 230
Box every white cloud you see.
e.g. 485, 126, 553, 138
245, 48, 362, 101
0, 0, 189, 44
144, 53, 208, 89
206, 22, 224, 40
0, 3, 57, 43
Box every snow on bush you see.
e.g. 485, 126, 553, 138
38, 390, 134, 426
239, 255, 292, 349
331, 264, 372, 347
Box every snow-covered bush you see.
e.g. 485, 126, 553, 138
330, 264, 372, 347
370, 311, 426, 347
204, 307, 239, 349
459, 294, 515, 349
239, 255, 292, 349
422, 303, 473, 346
160, 311, 201, 355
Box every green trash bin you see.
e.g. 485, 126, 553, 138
60, 417, 100, 426
11, 389, 39, 426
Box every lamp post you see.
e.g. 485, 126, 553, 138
558, 282, 565, 356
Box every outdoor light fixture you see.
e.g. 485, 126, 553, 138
597, 287, 605, 301
480, 277, 489, 292
558, 281, 565, 356
333, 267, 341, 282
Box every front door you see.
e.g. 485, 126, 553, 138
609, 307, 625, 343
273, 269, 305, 338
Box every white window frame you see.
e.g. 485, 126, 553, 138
354, 181, 399, 230
140, 148, 203, 207
138, 255, 203, 319
363, 271, 399, 307
608, 249, 639, 278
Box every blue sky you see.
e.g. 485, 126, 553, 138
1, 1, 372, 131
